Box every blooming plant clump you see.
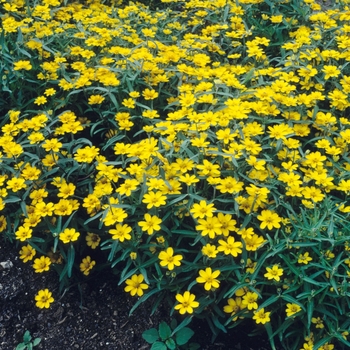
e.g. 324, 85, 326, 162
2, 0, 350, 348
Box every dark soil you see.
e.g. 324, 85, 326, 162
0, 238, 280, 350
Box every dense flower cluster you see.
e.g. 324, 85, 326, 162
1, 0, 350, 348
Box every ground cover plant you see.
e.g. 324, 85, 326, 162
1, 0, 350, 348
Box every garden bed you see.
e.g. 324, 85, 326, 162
1, 0, 350, 349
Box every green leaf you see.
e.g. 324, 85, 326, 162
159, 322, 171, 341
165, 338, 176, 349
170, 318, 177, 330
165, 194, 188, 207
211, 315, 227, 333
175, 327, 194, 346
257, 294, 279, 310
142, 328, 159, 344
33, 338, 41, 346
263, 322, 276, 350
129, 288, 161, 315
4, 196, 21, 203
67, 245, 75, 278
307, 300, 314, 329
15, 344, 25, 350
313, 335, 333, 349
23, 330, 31, 342
151, 341, 167, 350
188, 343, 201, 350
171, 316, 192, 336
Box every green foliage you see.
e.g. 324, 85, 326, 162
142, 319, 198, 350
2, 0, 350, 349
16, 330, 41, 350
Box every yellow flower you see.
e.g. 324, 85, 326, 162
6, 177, 27, 192
319, 343, 334, 350
196, 267, 220, 291
129, 91, 140, 98
246, 259, 257, 274
13, 60, 32, 71
322, 65, 341, 80
15, 226, 33, 241
201, 243, 218, 259
35, 289, 54, 309
141, 28, 156, 38
44, 88, 56, 96
142, 88, 159, 100
74, 146, 100, 163
217, 236, 243, 257
174, 291, 199, 314
257, 210, 282, 230
85, 233, 100, 249
103, 207, 128, 226
108, 224, 132, 241
34, 96, 47, 105
80, 256, 96, 276
196, 216, 222, 239
244, 234, 266, 251
124, 274, 149, 296
138, 213, 162, 235
298, 252, 313, 264
302, 186, 325, 202
270, 15, 283, 23
158, 247, 183, 270
34, 202, 55, 217
190, 200, 216, 219
21, 165, 41, 181
264, 265, 284, 281
88, 95, 105, 104
54, 199, 74, 216
122, 98, 135, 108
59, 228, 80, 244
311, 317, 324, 329
42, 138, 62, 153
285, 303, 302, 317
142, 191, 167, 209
33, 256, 51, 273
223, 296, 244, 321
57, 183, 76, 199
252, 308, 271, 324
19, 244, 36, 263
116, 178, 139, 197
242, 292, 259, 310
0, 215, 7, 233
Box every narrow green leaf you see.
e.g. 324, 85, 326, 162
258, 295, 279, 310
307, 300, 314, 329
263, 322, 276, 350
4, 196, 21, 203
171, 316, 192, 336
313, 335, 333, 349
67, 245, 75, 278
129, 288, 161, 315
